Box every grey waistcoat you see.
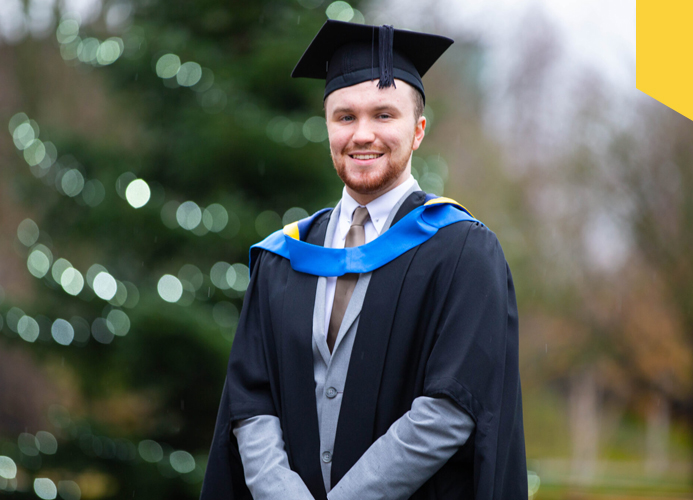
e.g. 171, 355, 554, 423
312, 184, 419, 492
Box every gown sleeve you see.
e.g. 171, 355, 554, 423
327, 396, 474, 500
233, 416, 315, 499
422, 222, 527, 500
200, 252, 283, 500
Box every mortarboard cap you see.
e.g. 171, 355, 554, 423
292, 20, 454, 104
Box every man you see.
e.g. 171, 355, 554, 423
201, 20, 527, 500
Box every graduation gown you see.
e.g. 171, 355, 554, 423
200, 191, 527, 500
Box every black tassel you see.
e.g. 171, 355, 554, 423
371, 26, 375, 81
378, 25, 396, 89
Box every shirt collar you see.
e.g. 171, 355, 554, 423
340, 175, 418, 235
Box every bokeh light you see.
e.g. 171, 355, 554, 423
158, 274, 183, 302
302, 116, 328, 142
27, 245, 53, 279
161, 200, 180, 228
8, 112, 28, 134
202, 203, 228, 232
156, 53, 181, 78
178, 281, 196, 306
6, 307, 25, 333
282, 207, 310, 225
285, 122, 308, 148
351, 9, 365, 23
106, 283, 125, 306
36, 141, 57, 172
326, 1, 354, 21
57, 480, 81, 500
177, 201, 202, 230
0, 456, 17, 479
177, 61, 202, 87
96, 38, 123, 65
91, 317, 114, 344
82, 179, 106, 207
106, 309, 130, 336
60, 168, 85, 197
170, 450, 195, 473
138, 440, 163, 463
106, 2, 132, 29
17, 218, 39, 246
56, 18, 79, 44
116, 172, 137, 199
93, 272, 118, 300
229, 264, 250, 292
419, 173, 444, 195
12, 121, 36, 150
125, 179, 151, 208
52, 258, 72, 283
61, 267, 85, 296
78, 37, 100, 64
86, 264, 108, 288
179, 264, 203, 290
60, 39, 80, 61
123, 281, 140, 308
24, 138, 46, 165
210, 262, 232, 290
427, 155, 449, 181
192, 68, 214, 92
71, 317, 91, 346
17, 315, 40, 342
266, 116, 311, 148
36, 431, 58, 455
110, 281, 128, 307
255, 210, 281, 237
52, 319, 74, 346
33, 478, 57, 500
18, 433, 39, 456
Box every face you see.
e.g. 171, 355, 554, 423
325, 79, 426, 205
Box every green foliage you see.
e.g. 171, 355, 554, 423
1, 0, 359, 496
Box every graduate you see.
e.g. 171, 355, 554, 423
201, 20, 527, 500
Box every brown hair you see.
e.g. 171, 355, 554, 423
413, 87, 424, 121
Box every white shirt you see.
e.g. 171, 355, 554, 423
323, 176, 418, 338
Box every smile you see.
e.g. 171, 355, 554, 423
349, 154, 383, 160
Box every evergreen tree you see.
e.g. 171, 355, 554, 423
2, 0, 366, 497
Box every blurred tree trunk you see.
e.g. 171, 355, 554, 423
646, 393, 670, 477
570, 368, 599, 485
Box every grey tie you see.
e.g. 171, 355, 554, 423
327, 206, 370, 353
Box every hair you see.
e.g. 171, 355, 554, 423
413, 88, 425, 122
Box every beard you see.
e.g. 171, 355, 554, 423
331, 141, 413, 196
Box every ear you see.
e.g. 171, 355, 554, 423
412, 116, 426, 151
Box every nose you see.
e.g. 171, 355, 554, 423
351, 119, 376, 145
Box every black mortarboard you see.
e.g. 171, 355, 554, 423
292, 20, 453, 104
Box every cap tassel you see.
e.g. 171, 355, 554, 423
377, 25, 396, 89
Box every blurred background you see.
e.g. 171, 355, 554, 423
0, 0, 691, 498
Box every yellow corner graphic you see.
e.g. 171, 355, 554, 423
637, 1, 693, 120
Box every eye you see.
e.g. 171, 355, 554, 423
377, 113, 392, 120
339, 115, 355, 122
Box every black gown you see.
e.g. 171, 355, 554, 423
201, 191, 527, 500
